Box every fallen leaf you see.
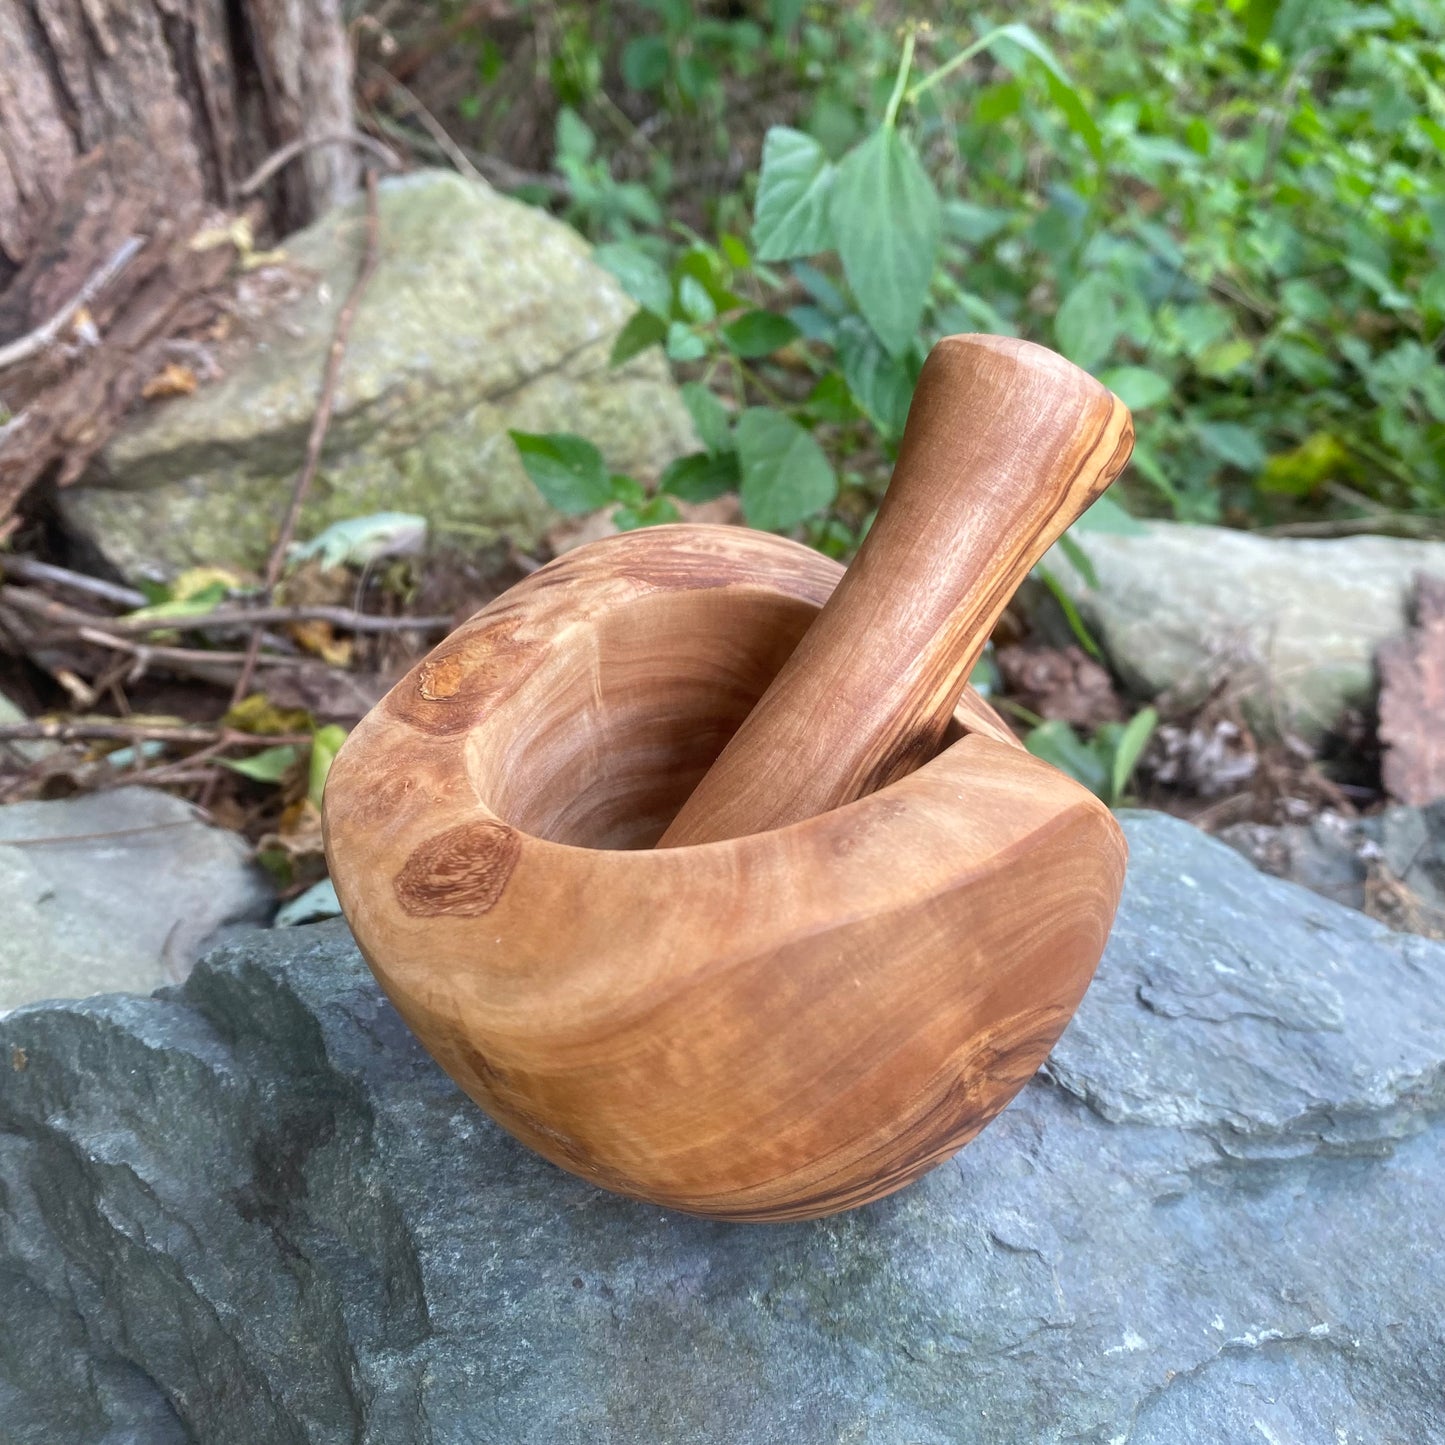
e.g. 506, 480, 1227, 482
141, 362, 198, 400
224, 693, 313, 736
256, 798, 327, 891
1378, 574, 1445, 806
240, 246, 287, 272
288, 618, 353, 668
257, 799, 326, 870
261, 665, 388, 725
189, 216, 252, 254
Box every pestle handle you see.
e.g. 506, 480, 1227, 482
658, 333, 1134, 848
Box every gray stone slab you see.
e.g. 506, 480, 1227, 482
0, 787, 274, 1011
0, 812, 1440, 1442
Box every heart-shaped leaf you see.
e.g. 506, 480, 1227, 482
832, 128, 940, 358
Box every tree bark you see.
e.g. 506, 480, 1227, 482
0, 0, 356, 533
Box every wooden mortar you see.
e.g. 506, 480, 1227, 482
324, 523, 1127, 1221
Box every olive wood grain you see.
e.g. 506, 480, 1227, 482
323, 525, 1126, 1221
659, 334, 1134, 847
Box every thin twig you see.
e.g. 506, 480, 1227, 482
0, 720, 312, 747
108, 603, 453, 635
367, 67, 484, 184
78, 626, 296, 672
0, 587, 281, 660
0, 580, 431, 652
236, 132, 401, 198
367, 108, 568, 196
231, 167, 383, 707
0, 555, 147, 609
0, 236, 145, 374
104, 767, 227, 789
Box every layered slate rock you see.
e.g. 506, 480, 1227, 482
1, 813, 1442, 1443
64, 171, 697, 574
0, 787, 273, 1012
1044, 521, 1445, 740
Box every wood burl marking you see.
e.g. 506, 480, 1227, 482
418, 653, 465, 699
393, 820, 522, 916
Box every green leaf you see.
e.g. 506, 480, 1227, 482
122, 581, 230, 623
719, 233, 750, 268
753, 127, 836, 262
509, 431, 612, 513
555, 107, 595, 163
1196, 339, 1255, 379
769, 0, 805, 33
720, 309, 800, 359
672, 247, 744, 312
1099, 366, 1171, 412
222, 745, 300, 785
1056, 531, 1098, 590
1196, 421, 1267, 472
593, 244, 671, 318
988, 23, 1102, 162
614, 495, 682, 530
658, 450, 741, 502
676, 274, 716, 324
1073, 493, 1147, 535
309, 725, 347, 809
610, 309, 667, 366
1258, 433, 1354, 496
1035, 565, 1103, 659
675, 53, 716, 103
665, 322, 708, 362
1054, 273, 1119, 371
836, 317, 916, 435
1109, 707, 1158, 804
832, 128, 940, 358
621, 34, 669, 91
805, 371, 860, 425
943, 201, 1013, 245
735, 407, 837, 531
1279, 279, 1333, 323
1025, 719, 1109, 797
1127, 442, 1183, 510
1242, 0, 1280, 48
680, 382, 734, 454
608, 474, 646, 506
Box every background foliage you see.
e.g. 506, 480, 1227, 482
434, 0, 1445, 542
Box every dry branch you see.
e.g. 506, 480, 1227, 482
0, 237, 144, 374
231, 166, 383, 706
110, 604, 452, 635
0, 720, 311, 748
237, 133, 400, 199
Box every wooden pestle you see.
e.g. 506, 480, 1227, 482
658, 333, 1134, 847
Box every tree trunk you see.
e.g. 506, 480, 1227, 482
0, 0, 357, 530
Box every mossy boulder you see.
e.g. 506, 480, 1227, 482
65, 171, 696, 574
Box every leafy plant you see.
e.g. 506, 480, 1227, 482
1025, 705, 1159, 807
471, 0, 1445, 533
513, 20, 1122, 548
553, 107, 662, 240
